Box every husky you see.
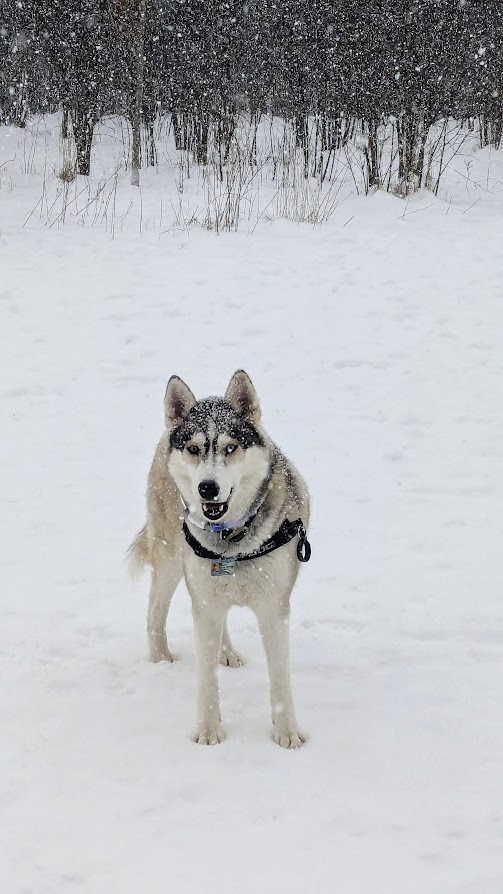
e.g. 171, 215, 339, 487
129, 370, 311, 748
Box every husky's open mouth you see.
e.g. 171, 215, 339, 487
202, 501, 229, 521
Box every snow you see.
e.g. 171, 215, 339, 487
1, 118, 503, 893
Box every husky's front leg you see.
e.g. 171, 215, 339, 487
254, 600, 306, 749
192, 602, 227, 745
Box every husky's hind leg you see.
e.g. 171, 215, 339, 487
219, 619, 245, 667
147, 558, 182, 662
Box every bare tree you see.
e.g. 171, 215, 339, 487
131, 0, 147, 187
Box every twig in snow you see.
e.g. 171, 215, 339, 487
462, 197, 481, 215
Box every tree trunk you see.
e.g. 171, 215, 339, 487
71, 109, 96, 175
61, 107, 70, 139
147, 119, 156, 166
397, 109, 429, 195
131, 0, 147, 187
494, 113, 503, 150
367, 119, 380, 189
249, 110, 260, 166
172, 112, 183, 150
194, 113, 209, 164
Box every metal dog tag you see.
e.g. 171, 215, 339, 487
210, 557, 236, 576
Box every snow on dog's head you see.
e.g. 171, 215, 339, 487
165, 371, 270, 523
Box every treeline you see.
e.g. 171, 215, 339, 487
1, 0, 502, 186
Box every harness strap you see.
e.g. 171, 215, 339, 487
182, 518, 311, 564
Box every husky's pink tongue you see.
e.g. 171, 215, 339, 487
202, 501, 228, 521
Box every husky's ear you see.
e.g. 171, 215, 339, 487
225, 370, 261, 424
164, 375, 196, 428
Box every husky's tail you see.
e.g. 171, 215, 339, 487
127, 524, 149, 578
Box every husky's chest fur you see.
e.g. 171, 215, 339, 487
184, 541, 300, 609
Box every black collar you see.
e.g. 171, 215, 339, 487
182, 518, 311, 563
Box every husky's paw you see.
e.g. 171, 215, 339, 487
219, 646, 245, 668
149, 643, 178, 663
193, 725, 226, 746
272, 728, 307, 749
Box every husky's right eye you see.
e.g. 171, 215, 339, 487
187, 444, 200, 456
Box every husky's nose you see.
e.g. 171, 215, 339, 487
198, 479, 219, 501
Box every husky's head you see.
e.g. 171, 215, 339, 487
165, 370, 270, 524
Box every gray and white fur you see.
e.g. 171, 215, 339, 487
129, 370, 310, 748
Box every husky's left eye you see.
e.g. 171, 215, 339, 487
225, 443, 238, 455
187, 444, 200, 456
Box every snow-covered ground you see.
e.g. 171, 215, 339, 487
1, 118, 503, 893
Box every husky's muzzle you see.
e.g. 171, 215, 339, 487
199, 480, 232, 521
